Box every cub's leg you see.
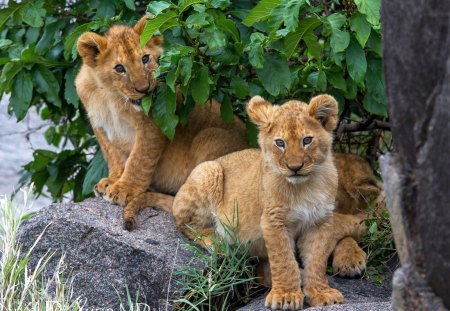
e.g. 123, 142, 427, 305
93, 128, 126, 196
332, 237, 367, 277
122, 192, 175, 231
172, 161, 224, 250
299, 213, 365, 307
104, 119, 167, 206
261, 210, 304, 310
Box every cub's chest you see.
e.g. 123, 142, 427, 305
88, 99, 136, 144
287, 198, 334, 230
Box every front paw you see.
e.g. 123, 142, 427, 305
333, 245, 367, 277
304, 286, 343, 307
103, 182, 141, 206
265, 288, 304, 310
94, 178, 114, 197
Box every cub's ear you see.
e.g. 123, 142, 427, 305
247, 96, 274, 131
308, 94, 338, 132
134, 15, 164, 51
77, 32, 107, 67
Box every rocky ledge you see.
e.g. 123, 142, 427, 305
18, 198, 392, 310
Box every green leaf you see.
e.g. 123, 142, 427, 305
283, 0, 306, 32
242, 0, 282, 27
0, 39, 13, 49
152, 85, 179, 140
220, 94, 234, 123
140, 11, 178, 47
256, 54, 291, 96
369, 222, 377, 234
179, 0, 204, 13
179, 56, 193, 86
303, 31, 321, 59
230, 77, 249, 98
216, 12, 240, 42
284, 17, 321, 59
0, 62, 23, 94
141, 95, 152, 116
247, 33, 266, 69
307, 71, 327, 92
367, 31, 382, 57
327, 13, 350, 53
36, 20, 66, 55
363, 58, 386, 116
33, 65, 61, 107
345, 37, 367, 84
328, 72, 347, 92
186, 12, 210, 28
0, 3, 25, 29
210, 0, 232, 9
350, 12, 371, 47
20, 0, 46, 28
147, 1, 172, 14
354, 0, 381, 26
64, 65, 80, 108
200, 27, 226, 50
165, 66, 180, 92
82, 151, 108, 196
191, 66, 210, 105
124, 0, 136, 10
9, 71, 33, 121
96, 0, 116, 19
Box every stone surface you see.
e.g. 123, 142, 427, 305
18, 198, 393, 310
239, 276, 392, 311
18, 198, 194, 310
382, 0, 450, 310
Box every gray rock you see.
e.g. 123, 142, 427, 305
382, 0, 450, 310
18, 198, 193, 310
18, 198, 392, 310
238, 276, 392, 311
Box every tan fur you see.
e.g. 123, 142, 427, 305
75, 16, 247, 229
172, 95, 366, 309
332, 153, 385, 277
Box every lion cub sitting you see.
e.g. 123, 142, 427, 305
172, 95, 365, 309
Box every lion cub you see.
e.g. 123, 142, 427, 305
172, 95, 365, 309
75, 16, 247, 229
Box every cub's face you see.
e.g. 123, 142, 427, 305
247, 95, 338, 184
77, 15, 163, 106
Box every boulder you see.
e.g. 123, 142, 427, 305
382, 0, 450, 310
18, 198, 392, 310
18, 198, 192, 310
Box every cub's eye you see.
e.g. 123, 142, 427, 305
114, 64, 126, 73
275, 139, 285, 148
303, 136, 313, 145
142, 54, 151, 64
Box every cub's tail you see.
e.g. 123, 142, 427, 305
123, 192, 174, 231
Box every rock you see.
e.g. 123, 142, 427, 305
238, 276, 392, 311
18, 198, 393, 310
382, 0, 450, 310
18, 198, 193, 310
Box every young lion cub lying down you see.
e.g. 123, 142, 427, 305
172, 95, 366, 309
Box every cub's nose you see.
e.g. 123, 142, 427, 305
134, 85, 150, 94
287, 164, 304, 173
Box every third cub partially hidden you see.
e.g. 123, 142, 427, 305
172, 95, 365, 309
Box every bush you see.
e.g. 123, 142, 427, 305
0, 0, 387, 201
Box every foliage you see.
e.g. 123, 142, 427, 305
0, 188, 83, 310
361, 203, 397, 283
174, 205, 262, 310
0, 0, 386, 201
